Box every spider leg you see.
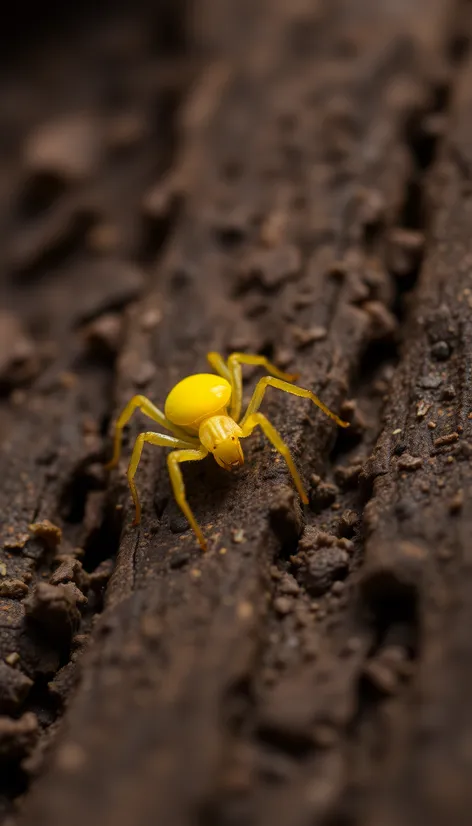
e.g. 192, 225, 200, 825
127, 431, 195, 525
167, 447, 209, 550
207, 351, 231, 381
241, 412, 308, 503
239, 376, 349, 429
226, 353, 298, 422
107, 394, 197, 469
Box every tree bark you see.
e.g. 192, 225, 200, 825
0, 1, 471, 825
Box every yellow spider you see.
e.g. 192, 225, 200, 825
107, 352, 349, 550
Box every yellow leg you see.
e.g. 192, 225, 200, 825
226, 353, 298, 422
167, 448, 209, 550
107, 394, 196, 469
207, 351, 231, 382
241, 412, 308, 504
127, 432, 195, 525
240, 376, 349, 429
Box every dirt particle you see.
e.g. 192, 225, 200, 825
3, 533, 31, 551
397, 454, 423, 471
339, 398, 364, 431
29, 519, 62, 548
336, 509, 359, 537
231, 528, 246, 544
420, 374, 442, 389
0, 661, 33, 713
309, 480, 338, 512
5, 652, 20, 666
416, 399, 431, 418
278, 574, 300, 596
0, 579, 29, 598
50, 558, 90, 591
24, 582, 86, 641
49, 660, 81, 705
334, 463, 362, 489
338, 537, 354, 553
295, 546, 349, 597
440, 384, 456, 401
298, 527, 338, 551
433, 432, 459, 448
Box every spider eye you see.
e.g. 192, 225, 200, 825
231, 436, 235, 441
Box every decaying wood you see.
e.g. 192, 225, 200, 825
0, 1, 471, 825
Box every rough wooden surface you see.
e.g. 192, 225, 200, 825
0, 1, 472, 824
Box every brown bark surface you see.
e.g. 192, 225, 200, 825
0, 1, 471, 825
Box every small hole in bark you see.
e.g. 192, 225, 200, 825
81, 499, 123, 572
360, 570, 419, 656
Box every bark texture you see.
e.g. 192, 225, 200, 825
0, 1, 471, 825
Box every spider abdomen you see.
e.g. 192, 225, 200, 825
164, 373, 232, 429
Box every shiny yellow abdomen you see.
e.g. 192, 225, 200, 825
164, 374, 232, 428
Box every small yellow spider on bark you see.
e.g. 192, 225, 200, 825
107, 352, 349, 550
